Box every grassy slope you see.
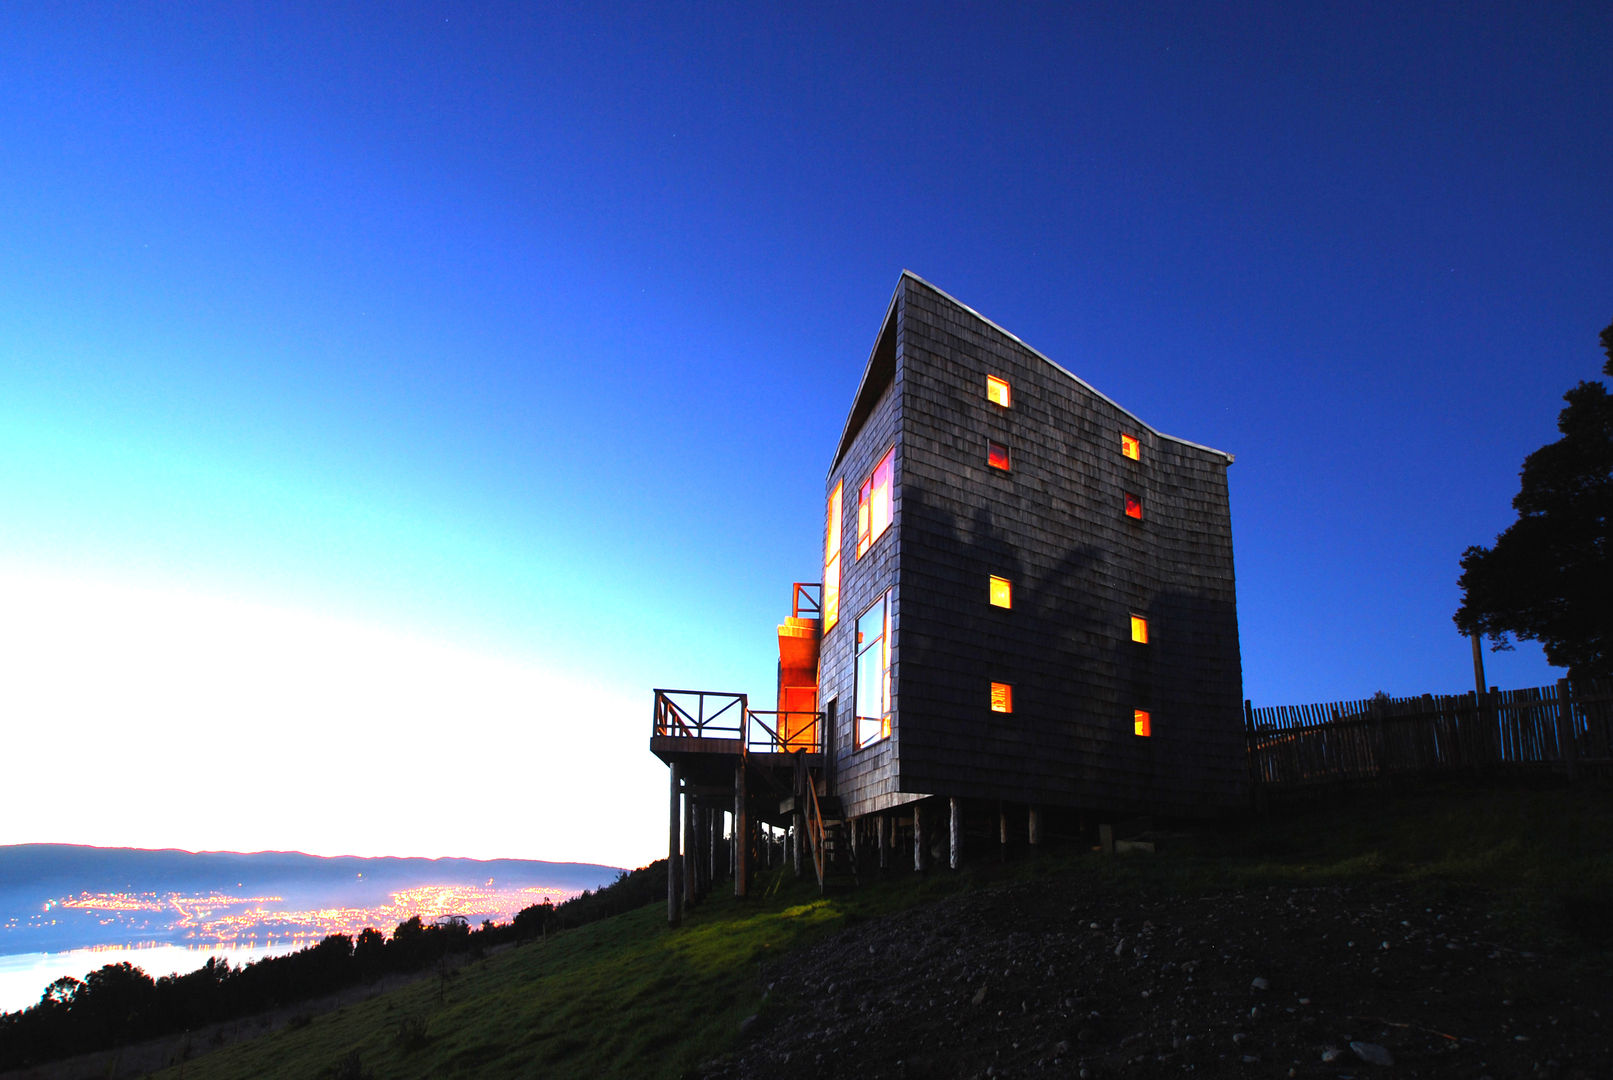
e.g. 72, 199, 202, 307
153, 783, 1612, 1080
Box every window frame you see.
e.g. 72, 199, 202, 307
823, 481, 843, 631
989, 574, 1012, 609
853, 591, 893, 748
1130, 614, 1148, 644
855, 446, 895, 559
1124, 491, 1143, 519
987, 439, 1011, 472
986, 374, 1011, 408
1133, 709, 1152, 737
1121, 432, 1140, 461
990, 681, 1013, 714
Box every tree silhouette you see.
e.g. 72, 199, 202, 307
1455, 321, 1613, 678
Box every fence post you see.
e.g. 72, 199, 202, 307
1557, 678, 1579, 782
1244, 699, 1267, 813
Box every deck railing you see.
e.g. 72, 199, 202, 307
652, 691, 823, 754
790, 582, 822, 620
652, 689, 748, 740
746, 710, 824, 754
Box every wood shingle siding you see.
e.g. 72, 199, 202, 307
824, 273, 1244, 820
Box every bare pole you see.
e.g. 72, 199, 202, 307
1470, 633, 1487, 699
667, 762, 683, 928
949, 797, 962, 870
734, 760, 749, 898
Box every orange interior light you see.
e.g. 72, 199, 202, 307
1124, 492, 1142, 519
986, 374, 1011, 408
1121, 433, 1140, 460
988, 440, 1011, 471
1134, 709, 1152, 737
824, 481, 843, 629
1130, 614, 1148, 643
991, 682, 1013, 713
989, 575, 1012, 609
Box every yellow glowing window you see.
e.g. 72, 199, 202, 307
1134, 709, 1152, 737
991, 682, 1013, 713
1130, 614, 1148, 643
987, 440, 1011, 471
989, 575, 1012, 609
856, 448, 894, 558
986, 374, 1011, 408
824, 481, 843, 630
1121, 433, 1140, 460
1124, 492, 1143, 519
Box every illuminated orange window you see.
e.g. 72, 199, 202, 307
1133, 709, 1152, 737
989, 575, 1012, 609
986, 374, 1011, 407
1124, 492, 1143, 519
824, 481, 843, 630
990, 682, 1013, 713
1121, 433, 1140, 460
1130, 614, 1148, 644
856, 448, 894, 557
987, 440, 1011, 471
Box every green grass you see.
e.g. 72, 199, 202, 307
153, 782, 1613, 1080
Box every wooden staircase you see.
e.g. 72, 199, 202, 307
805, 785, 857, 892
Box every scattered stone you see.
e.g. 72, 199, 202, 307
1251, 976, 1270, 991
1350, 1041, 1395, 1067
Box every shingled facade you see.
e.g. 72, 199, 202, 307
819, 272, 1244, 823
652, 272, 1243, 913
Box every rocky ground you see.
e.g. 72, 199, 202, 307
700, 874, 1610, 1080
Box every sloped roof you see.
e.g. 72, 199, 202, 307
827, 271, 1233, 479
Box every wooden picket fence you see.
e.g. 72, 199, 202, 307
1246, 678, 1613, 794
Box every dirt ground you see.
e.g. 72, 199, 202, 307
700, 874, 1611, 1080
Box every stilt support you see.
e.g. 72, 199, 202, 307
667, 762, 683, 927
949, 797, 962, 870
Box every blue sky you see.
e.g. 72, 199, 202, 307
1, 3, 1609, 867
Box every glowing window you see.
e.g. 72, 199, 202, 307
1130, 614, 1148, 644
1121, 433, 1140, 460
991, 682, 1013, 713
856, 448, 894, 558
988, 440, 1011, 471
986, 375, 1011, 408
855, 592, 892, 746
824, 481, 843, 631
989, 575, 1012, 609
1133, 709, 1152, 737
1124, 492, 1143, 519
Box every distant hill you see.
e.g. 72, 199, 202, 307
0, 844, 624, 955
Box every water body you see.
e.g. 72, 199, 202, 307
0, 942, 308, 1014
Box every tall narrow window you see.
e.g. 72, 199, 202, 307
1133, 709, 1152, 737
1130, 614, 1148, 644
1124, 492, 1143, 519
991, 682, 1013, 713
989, 575, 1012, 609
824, 481, 843, 631
855, 593, 892, 746
988, 440, 1011, 471
986, 374, 1011, 408
1121, 433, 1140, 460
856, 448, 895, 557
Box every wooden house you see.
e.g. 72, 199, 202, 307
653, 273, 1243, 918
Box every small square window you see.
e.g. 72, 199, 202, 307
1121, 433, 1140, 460
989, 575, 1012, 609
1130, 615, 1148, 644
1133, 709, 1152, 737
988, 440, 1011, 471
986, 375, 1011, 408
991, 682, 1013, 713
1124, 492, 1143, 519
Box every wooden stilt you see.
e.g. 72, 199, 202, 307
876, 814, 888, 870
793, 810, 804, 877
998, 801, 1007, 861
667, 762, 683, 927
684, 786, 697, 906
949, 797, 962, 870
913, 802, 927, 872
1028, 805, 1042, 846
734, 760, 749, 898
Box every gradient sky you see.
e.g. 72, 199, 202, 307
2, 4, 1609, 869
